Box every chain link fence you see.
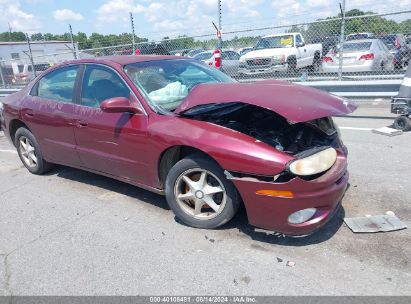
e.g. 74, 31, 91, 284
1, 9, 411, 89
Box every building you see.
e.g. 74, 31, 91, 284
0, 40, 78, 64
0, 41, 79, 86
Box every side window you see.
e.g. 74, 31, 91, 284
81, 66, 131, 107
296, 35, 303, 45
36, 66, 79, 103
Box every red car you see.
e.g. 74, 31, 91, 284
0, 56, 357, 236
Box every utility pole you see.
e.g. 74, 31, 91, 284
69, 24, 77, 59
8, 22, 12, 40
338, 0, 346, 81
217, 0, 222, 50
26, 33, 36, 78
130, 12, 136, 54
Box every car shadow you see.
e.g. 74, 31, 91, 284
46, 165, 170, 211
45, 165, 345, 246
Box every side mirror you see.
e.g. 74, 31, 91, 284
100, 97, 144, 114
297, 42, 305, 48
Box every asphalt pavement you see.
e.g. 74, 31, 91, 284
0, 99, 410, 296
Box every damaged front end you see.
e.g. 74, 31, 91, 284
180, 101, 350, 235
181, 102, 346, 181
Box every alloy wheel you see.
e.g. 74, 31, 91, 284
174, 168, 227, 220
19, 136, 38, 168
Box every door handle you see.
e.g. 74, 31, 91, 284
77, 120, 88, 128
25, 110, 34, 118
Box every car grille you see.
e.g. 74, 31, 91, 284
246, 58, 271, 67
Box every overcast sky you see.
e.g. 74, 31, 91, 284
0, 0, 410, 39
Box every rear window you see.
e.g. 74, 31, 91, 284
343, 42, 372, 51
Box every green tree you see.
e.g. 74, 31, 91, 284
31, 33, 44, 41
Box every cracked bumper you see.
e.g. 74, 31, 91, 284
231, 155, 348, 236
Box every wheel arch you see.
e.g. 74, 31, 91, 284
157, 145, 221, 189
8, 119, 31, 146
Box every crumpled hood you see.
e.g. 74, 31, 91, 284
175, 80, 357, 122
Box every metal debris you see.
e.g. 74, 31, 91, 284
344, 213, 407, 233
372, 127, 403, 137
277, 257, 283, 263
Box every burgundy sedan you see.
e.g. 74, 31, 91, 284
0, 56, 356, 236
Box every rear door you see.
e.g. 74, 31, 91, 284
295, 34, 311, 68
21, 65, 82, 166
72, 64, 149, 184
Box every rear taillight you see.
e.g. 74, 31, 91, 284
359, 53, 374, 60
323, 56, 333, 62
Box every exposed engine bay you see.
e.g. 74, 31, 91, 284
181, 102, 340, 155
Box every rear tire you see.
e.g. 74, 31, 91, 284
165, 156, 241, 229
394, 116, 411, 131
14, 127, 53, 174
309, 53, 321, 73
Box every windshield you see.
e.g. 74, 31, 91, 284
255, 35, 294, 50
380, 36, 398, 50
342, 42, 372, 51
193, 52, 213, 61
347, 34, 372, 40
124, 59, 235, 112
187, 49, 204, 57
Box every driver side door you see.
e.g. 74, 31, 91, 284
73, 64, 150, 184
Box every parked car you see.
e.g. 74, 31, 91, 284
11, 63, 50, 86
0, 56, 357, 236
322, 39, 394, 73
137, 43, 170, 55
377, 34, 411, 69
169, 49, 191, 56
310, 35, 339, 56
239, 32, 322, 75
346, 32, 375, 41
186, 48, 204, 58
0, 65, 15, 86
193, 50, 240, 76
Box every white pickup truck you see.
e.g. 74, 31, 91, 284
239, 32, 322, 75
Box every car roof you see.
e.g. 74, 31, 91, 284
262, 32, 300, 38
60, 55, 187, 67
344, 39, 377, 43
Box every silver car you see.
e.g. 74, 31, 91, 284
193, 50, 240, 76
322, 39, 394, 73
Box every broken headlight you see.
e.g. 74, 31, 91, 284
288, 147, 337, 176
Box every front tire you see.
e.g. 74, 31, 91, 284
14, 127, 53, 174
394, 115, 411, 131
165, 156, 241, 229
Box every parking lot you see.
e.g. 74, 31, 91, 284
0, 100, 410, 296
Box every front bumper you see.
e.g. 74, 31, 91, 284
238, 63, 288, 75
231, 155, 348, 236
321, 61, 375, 73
